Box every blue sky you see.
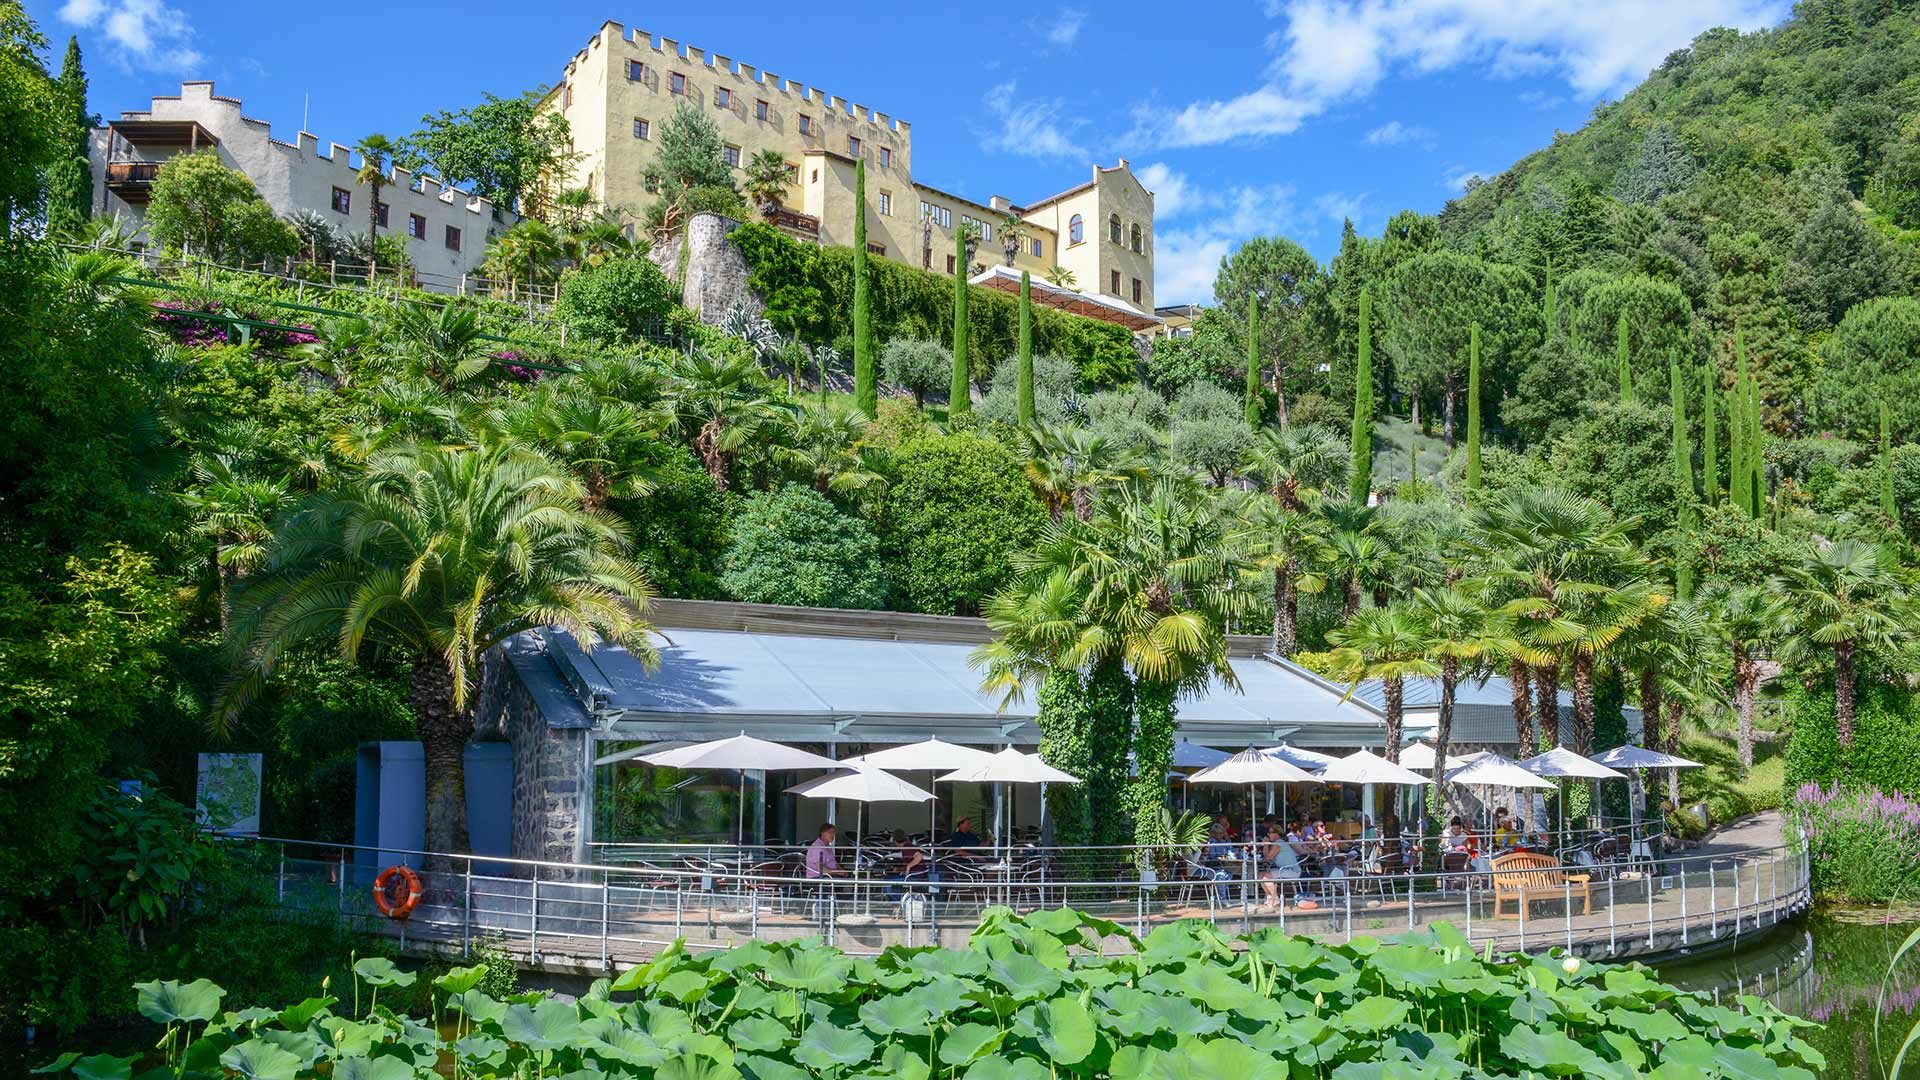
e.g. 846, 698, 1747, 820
32, 0, 1793, 304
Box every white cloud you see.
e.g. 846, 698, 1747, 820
1135, 162, 1211, 220
1363, 120, 1432, 147
1442, 164, 1496, 193
979, 81, 1087, 160
1043, 7, 1088, 47
1314, 191, 1368, 226
1153, 184, 1302, 303
1140, 0, 1786, 146
59, 0, 201, 73
1518, 89, 1566, 110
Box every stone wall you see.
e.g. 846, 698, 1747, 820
646, 212, 763, 324
476, 650, 587, 880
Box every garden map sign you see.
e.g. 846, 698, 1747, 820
196, 752, 263, 835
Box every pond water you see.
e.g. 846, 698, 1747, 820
1659, 908, 1920, 1079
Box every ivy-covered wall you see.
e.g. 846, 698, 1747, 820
731, 222, 1140, 389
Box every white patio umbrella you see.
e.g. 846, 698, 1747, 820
1318, 749, 1435, 787
937, 749, 1082, 877
1399, 741, 1471, 772
641, 733, 843, 846
1173, 740, 1233, 769
1592, 745, 1704, 847
1445, 753, 1555, 837
787, 769, 934, 908
1520, 747, 1627, 849
842, 739, 1000, 840
1189, 750, 1322, 887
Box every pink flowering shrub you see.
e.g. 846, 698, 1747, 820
1790, 782, 1920, 902
153, 299, 317, 351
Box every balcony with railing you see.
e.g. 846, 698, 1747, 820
101, 118, 219, 204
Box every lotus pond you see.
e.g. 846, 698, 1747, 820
34, 908, 1826, 1079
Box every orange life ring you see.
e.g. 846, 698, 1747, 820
372, 864, 423, 920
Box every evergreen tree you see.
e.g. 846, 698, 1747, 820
1348, 288, 1374, 504
1881, 401, 1897, 520
1244, 292, 1262, 428
852, 160, 875, 416
1016, 270, 1035, 425
949, 228, 971, 417
1701, 359, 1719, 504
1616, 313, 1633, 401
1465, 321, 1482, 495
1670, 360, 1696, 598
44, 35, 92, 236
1747, 368, 1765, 517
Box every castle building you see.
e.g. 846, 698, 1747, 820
545, 22, 1158, 326
89, 82, 510, 286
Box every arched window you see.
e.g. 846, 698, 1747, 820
1129, 223, 1142, 253
1068, 214, 1083, 244
1108, 213, 1122, 243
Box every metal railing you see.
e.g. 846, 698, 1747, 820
229, 829, 1810, 966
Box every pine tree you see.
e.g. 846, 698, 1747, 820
1881, 401, 1897, 521
1348, 288, 1374, 505
1465, 321, 1482, 496
45, 36, 94, 236
852, 160, 875, 416
1245, 292, 1263, 429
1016, 270, 1035, 426
949, 228, 971, 417
1616, 313, 1633, 401
1670, 360, 1696, 599
1701, 360, 1719, 504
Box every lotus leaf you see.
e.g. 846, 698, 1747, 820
655, 1058, 744, 1080
276, 996, 337, 1030
218, 1039, 304, 1080
985, 953, 1062, 1001
59, 1055, 136, 1080
962, 1057, 1051, 1080
135, 979, 225, 1025
331, 1057, 422, 1080
612, 940, 689, 992
1499, 1025, 1614, 1075
727, 1017, 792, 1053
1031, 996, 1096, 1064
350, 958, 417, 989
500, 999, 583, 1052
740, 1054, 810, 1080
658, 969, 719, 1004
856, 993, 932, 1035
762, 949, 853, 992
906, 949, 989, 979
937, 1023, 1005, 1065
790, 1021, 874, 1070
1147, 1037, 1288, 1080
1340, 996, 1410, 1033
432, 966, 488, 994
256, 1029, 326, 1067
452, 1034, 509, 1068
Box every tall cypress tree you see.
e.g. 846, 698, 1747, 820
1245, 293, 1263, 428
1616, 313, 1633, 401
1348, 288, 1374, 505
1701, 360, 1719, 505
1465, 321, 1482, 496
1016, 270, 1035, 426
1728, 382, 1750, 517
1670, 360, 1696, 599
45, 36, 94, 236
1747, 372, 1766, 517
1543, 255, 1557, 332
949, 228, 971, 418
1881, 401, 1897, 521
852, 160, 875, 416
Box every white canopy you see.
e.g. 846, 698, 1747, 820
1593, 745, 1704, 770
786, 768, 935, 803
639, 733, 842, 772
1189, 748, 1322, 786
840, 738, 999, 772
1317, 749, 1434, 787
1173, 741, 1233, 769
1399, 741, 1471, 771
936, 747, 1081, 785
1264, 744, 1338, 770
1520, 746, 1627, 780
1445, 753, 1556, 790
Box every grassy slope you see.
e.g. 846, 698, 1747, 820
1671, 731, 1786, 837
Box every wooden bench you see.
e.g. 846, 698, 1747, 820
1489, 851, 1591, 919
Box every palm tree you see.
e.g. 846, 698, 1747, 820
1231, 489, 1330, 658
293, 314, 378, 387
379, 301, 488, 393
1409, 584, 1500, 784
551, 185, 598, 232
743, 149, 791, 216
355, 133, 396, 240
495, 387, 666, 512
1239, 425, 1344, 656
772, 402, 891, 503
999, 213, 1026, 267
1245, 424, 1346, 512
1325, 525, 1387, 620
1016, 424, 1143, 522
1043, 265, 1078, 291
222, 441, 658, 858
1327, 604, 1440, 762
181, 454, 291, 629
564, 212, 636, 269
1770, 539, 1912, 754
664, 346, 788, 491
486, 219, 566, 300
1696, 583, 1772, 772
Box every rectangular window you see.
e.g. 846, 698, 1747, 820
799, 114, 813, 135
755, 99, 769, 121
961, 215, 992, 243
785, 163, 799, 183
407, 213, 426, 239
330, 187, 351, 214
1031, 237, 1043, 257
1110, 269, 1121, 294
878, 191, 892, 215
848, 135, 861, 157
946, 254, 956, 274
633, 117, 650, 140
375, 202, 389, 227
920, 202, 950, 229
1132, 277, 1143, 304
563, 83, 572, 108
878, 146, 891, 168
867, 242, 885, 256
627, 59, 648, 81
723, 144, 741, 168
670, 71, 687, 95
715, 86, 732, 109
445, 225, 462, 252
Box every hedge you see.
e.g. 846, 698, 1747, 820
731, 222, 1138, 389
1782, 678, 1920, 798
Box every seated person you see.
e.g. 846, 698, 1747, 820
885, 830, 937, 898
1442, 817, 1472, 855
1492, 808, 1515, 848
1202, 817, 1237, 867
1357, 814, 1382, 869
944, 817, 983, 858
804, 824, 848, 880
1258, 824, 1301, 909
